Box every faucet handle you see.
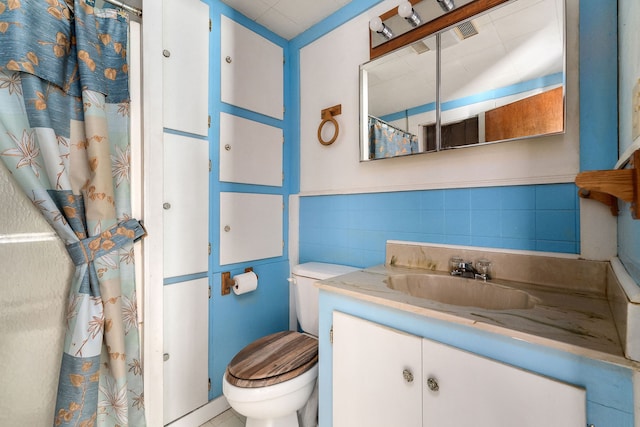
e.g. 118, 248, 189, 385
449, 256, 463, 273
475, 258, 492, 279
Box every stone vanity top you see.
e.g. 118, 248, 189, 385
316, 242, 639, 369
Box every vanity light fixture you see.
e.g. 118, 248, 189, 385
369, 16, 393, 40
398, 1, 422, 27
437, 0, 455, 12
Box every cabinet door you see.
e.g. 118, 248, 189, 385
163, 133, 209, 278
219, 112, 283, 186
162, 0, 209, 136
219, 192, 283, 265
333, 312, 422, 427
163, 278, 209, 424
220, 16, 283, 119
422, 338, 586, 426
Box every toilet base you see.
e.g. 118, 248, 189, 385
245, 412, 298, 427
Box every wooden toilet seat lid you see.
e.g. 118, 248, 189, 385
225, 331, 318, 388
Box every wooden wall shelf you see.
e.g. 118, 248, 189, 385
575, 150, 640, 218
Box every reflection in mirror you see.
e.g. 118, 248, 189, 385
360, 0, 565, 161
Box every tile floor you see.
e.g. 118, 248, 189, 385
199, 409, 246, 427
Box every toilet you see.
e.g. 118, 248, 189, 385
222, 262, 358, 427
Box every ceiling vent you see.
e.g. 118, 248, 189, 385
410, 40, 430, 54
454, 20, 478, 40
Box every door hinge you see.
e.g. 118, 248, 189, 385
209, 19, 212, 32
209, 159, 212, 172
208, 378, 211, 391
208, 243, 211, 255
330, 325, 334, 344
208, 115, 211, 128
208, 285, 211, 299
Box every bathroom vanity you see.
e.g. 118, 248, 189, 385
317, 242, 639, 426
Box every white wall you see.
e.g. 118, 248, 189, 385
299, 0, 580, 195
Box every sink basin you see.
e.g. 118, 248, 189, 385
385, 274, 537, 310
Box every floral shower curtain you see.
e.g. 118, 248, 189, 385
369, 115, 419, 159
0, 1, 146, 426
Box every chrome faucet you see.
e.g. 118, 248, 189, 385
450, 261, 477, 279
449, 258, 491, 281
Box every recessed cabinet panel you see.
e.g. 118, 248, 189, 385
422, 338, 586, 426
163, 278, 209, 424
333, 311, 422, 427
163, 133, 209, 278
219, 192, 283, 265
219, 112, 283, 186
162, 0, 209, 136
220, 16, 284, 119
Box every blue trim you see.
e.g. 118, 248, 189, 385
579, 0, 617, 171
163, 127, 209, 141
380, 73, 563, 123
220, 103, 284, 129
163, 272, 209, 285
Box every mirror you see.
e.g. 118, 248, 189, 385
360, 0, 565, 161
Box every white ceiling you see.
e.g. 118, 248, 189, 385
219, 0, 352, 40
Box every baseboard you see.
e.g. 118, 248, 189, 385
166, 396, 230, 427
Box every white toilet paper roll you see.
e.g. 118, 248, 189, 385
232, 271, 258, 295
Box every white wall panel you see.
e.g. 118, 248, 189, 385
163, 133, 209, 278
220, 16, 284, 119
219, 112, 283, 186
219, 192, 283, 265
163, 0, 209, 136
163, 278, 209, 424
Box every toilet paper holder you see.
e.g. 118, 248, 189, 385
222, 267, 257, 296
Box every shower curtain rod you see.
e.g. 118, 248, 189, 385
103, 0, 142, 17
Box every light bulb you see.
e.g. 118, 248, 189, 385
398, 1, 421, 27
369, 16, 394, 39
398, 1, 414, 19
369, 17, 383, 33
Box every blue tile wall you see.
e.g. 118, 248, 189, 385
300, 183, 580, 268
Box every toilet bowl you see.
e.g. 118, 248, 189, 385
222, 263, 358, 427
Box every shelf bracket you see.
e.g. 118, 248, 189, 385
575, 150, 640, 218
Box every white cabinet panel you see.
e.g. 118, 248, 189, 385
163, 133, 209, 278
333, 311, 423, 427
163, 278, 209, 424
422, 339, 586, 426
220, 16, 283, 119
219, 192, 283, 265
219, 112, 283, 186
163, 0, 209, 136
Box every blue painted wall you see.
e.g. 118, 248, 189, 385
293, 1, 617, 266
300, 184, 580, 269
205, 0, 292, 399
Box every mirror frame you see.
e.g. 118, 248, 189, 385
362, 0, 566, 161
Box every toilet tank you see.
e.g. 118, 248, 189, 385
291, 262, 359, 336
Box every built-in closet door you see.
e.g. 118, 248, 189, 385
163, 133, 209, 278
219, 192, 283, 265
219, 112, 283, 186
220, 15, 284, 119
162, 0, 209, 136
163, 278, 209, 425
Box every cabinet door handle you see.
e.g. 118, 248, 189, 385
427, 377, 439, 391
403, 369, 414, 383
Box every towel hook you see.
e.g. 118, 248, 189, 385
317, 104, 342, 146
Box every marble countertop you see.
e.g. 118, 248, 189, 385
318, 264, 638, 369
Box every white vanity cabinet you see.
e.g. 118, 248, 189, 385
332, 312, 586, 427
